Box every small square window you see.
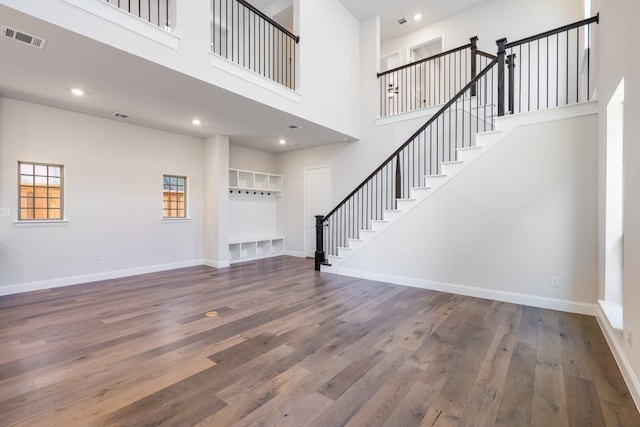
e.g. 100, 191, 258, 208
163, 174, 187, 218
18, 161, 64, 220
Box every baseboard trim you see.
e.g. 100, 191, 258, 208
285, 250, 306, 258
203, 259, 231, 269
0, 260, 204, 296
595, 304, 640, 411
326, 267, 596, 315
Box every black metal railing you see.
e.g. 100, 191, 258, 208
212, 0, 299, 90
105, 0, 173, 30
315, 59, 499, 268
497, 15, 599, 116
377, 38, 496, 117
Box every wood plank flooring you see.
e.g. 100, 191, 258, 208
0, 256, 638, 426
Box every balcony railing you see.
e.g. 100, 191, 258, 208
212, 0, 299, 90
104, 0, 174, 30
378, 38, 495, 118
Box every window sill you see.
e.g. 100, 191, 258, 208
13, 220, 69, 227
161, 218, 191, 223
598, 299, 623, 335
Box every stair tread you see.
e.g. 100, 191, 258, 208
457, 145, 483, 151
442, 160, 464, 165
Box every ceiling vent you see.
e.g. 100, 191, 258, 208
287, 124, 301, 130
114, 113, 132, 119
397, 17, 408, 25
2, 26, 47, 49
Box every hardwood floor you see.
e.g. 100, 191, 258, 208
0, 256, 638, 426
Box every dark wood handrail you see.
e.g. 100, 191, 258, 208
377, 41, 474, 77
477, 50, 497, 59
325, 58, 498, 221
505, 14, 599, 48
235, 0, 300, 43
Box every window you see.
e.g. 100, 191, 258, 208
163, 175, 186, 218
18, 161, 63, 220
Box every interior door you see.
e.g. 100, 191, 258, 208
304, 166, 332, 258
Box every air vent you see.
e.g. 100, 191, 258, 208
287, 124, 301, 130
397, 17, 408, 25
114, 113, 131, 119
2, 26, 46, 49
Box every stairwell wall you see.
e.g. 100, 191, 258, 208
336, 114, 598, 310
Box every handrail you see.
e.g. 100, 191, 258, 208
235, 0, 299, 43
325, 57, 498, 222
377, 42, 473, 77
477, 50, 497, 59
505, 14, 598, 48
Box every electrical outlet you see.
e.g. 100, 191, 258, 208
551, 276, 560, 288
97, 256, 105, 265
628, 326, 633, 346
0, 208, 9, 217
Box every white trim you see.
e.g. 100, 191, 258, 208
285, 250, 306, 258
596, 304, 640, 411
209, 54, 302, 103
375, 103, 441, 125
0, 259, 204, 296
13, 220, 69, 227
203, 259, 231, 269
322, 266, 597, 315
63, 0, 179, 49
598, 299, 623, 333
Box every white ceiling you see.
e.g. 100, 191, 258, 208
0, 4, 348, 153
0, 1, 490, 154
338, 0, 493, 42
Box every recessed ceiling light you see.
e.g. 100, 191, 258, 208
414, 13, 422, 21
278, 139, 286, 145
192, 118, 201, 126
70, 88, 84, 97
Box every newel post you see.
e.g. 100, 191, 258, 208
315, 215, 325, 271
470, 36, 478, 97
496, 38, 507, 117
394, 154, 402, 204
506, 53, 517, 115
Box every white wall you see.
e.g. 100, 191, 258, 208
381, 0, 582, 62
229, 145, 277, 172
338, 114, 598, 306
0, 97, 204, 292
591, 0, 640, 404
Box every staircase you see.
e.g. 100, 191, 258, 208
316, 15, 599, 272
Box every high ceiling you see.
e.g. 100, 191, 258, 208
0, 1, 491, 153
0, 4, 349, 153
338, 0, 493, 42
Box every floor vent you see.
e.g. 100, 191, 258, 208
2, 26, 47, 49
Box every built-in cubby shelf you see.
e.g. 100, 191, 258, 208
228, 168, 284, 264
229, 237, 284, 264
229, 168, 282, 195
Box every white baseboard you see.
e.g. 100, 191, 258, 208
325, 267, 596, 315
285, 250, 306, 258
0, 260, 204, 296
203, 259, 231, 269
595, 304, 640, 411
